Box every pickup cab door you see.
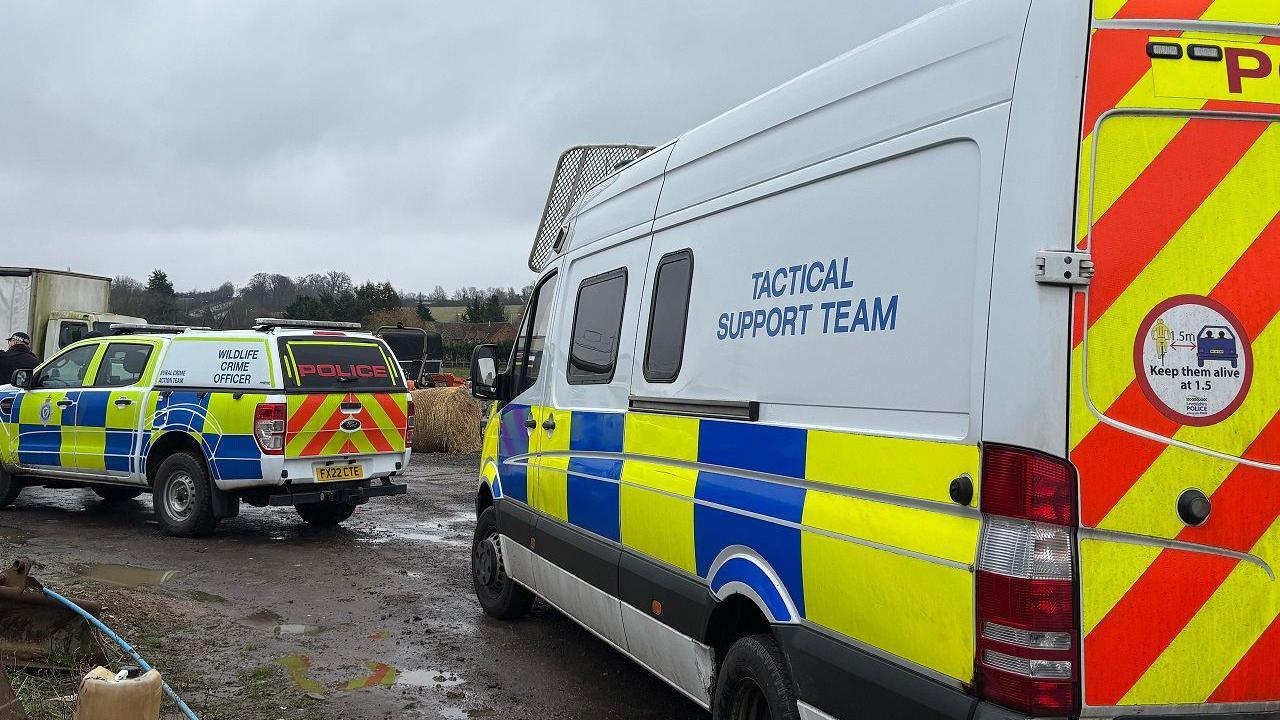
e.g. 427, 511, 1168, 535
15, 343, 100, 472
71, 341, 157, 480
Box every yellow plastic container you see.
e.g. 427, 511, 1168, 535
74, 667, 162, 720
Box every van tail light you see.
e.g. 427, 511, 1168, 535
405, 398, 416, 448
254, 403, 286, 455
976, 444, 1079, 717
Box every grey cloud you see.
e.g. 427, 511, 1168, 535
0, 1, 945, 291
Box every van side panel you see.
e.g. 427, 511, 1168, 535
489, 0, 1036, 698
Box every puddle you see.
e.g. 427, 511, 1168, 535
439, 709, 467, 720
188, 590, 226, 604
280, 655, 326, 696
0, 526, 29, 544
72, 563, 176, 588
345, 661, 396, 690
397, 669, 464, 688
377, 511, 473, 546
243, 609, 324, 636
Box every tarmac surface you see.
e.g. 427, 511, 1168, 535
0, 453, 707, 720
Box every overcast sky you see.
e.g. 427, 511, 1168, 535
1, 1, 944, 293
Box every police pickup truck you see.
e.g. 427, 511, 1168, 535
0, 319, 412, 536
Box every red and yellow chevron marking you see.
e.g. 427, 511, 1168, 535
285, 392, 407, 458
1073, 9, 1280, 709
1096, 0, 1280, 23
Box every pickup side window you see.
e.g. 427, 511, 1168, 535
93, 343, 154, 387
32, 344, 98, 389
281, 339, 401, 391
643, 249, 694, 383
567, 268, 627, 385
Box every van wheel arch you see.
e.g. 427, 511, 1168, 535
475, 481, 494, 517
705, 592, 774, 668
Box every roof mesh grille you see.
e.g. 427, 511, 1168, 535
529, 144, 655, 273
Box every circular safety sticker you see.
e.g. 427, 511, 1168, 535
1133, 295, 1253, 427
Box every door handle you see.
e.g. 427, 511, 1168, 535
542, 416, 556, 432
56, 400, 74, 409
524, 417, 538, 430
114, 398, 133, 408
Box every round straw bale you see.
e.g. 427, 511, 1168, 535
412, 386, 483, 454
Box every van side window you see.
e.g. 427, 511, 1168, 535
567, 268, 628, 385
93, 343, 153, 387
643, 249, 694, 383
514, 272, 558, 394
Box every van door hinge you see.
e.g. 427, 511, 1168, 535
1035, 250, 1093, 287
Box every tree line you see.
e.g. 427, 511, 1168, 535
110, 270, 531, 329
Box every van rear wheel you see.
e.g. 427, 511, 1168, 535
712, 635, 800, 720
0, 469, 23, 508
295, 501, 357, 527
152, 452, 219, 537
472, 506, 534, 620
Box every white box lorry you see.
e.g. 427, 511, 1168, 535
0, 268, 144, 358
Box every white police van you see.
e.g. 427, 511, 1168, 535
466, 1, 1280, 719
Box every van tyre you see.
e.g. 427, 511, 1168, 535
93, 486, 144, 502
472, 507, 534, 620
295, 501, 356, 527
152, 452, 219, 537
712, 635, 801, 720
0, 469, 22, 508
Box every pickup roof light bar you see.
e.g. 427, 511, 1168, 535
109, 323, 209, 335
253, 318, 363, 332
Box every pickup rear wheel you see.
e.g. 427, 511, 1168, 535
93, 486, 144, 502
152, 452, 218, 537
0, 468, 23, 508
712, 635, 800, 720
472, 506, 535, 620
295, 501, 356, 527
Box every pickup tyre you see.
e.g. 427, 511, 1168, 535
93, 486, 145, 503
0, 468, 22, 508
295, 501, 357, 527
152, 452, 218, 538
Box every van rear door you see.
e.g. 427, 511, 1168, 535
279, 338, 408, 460
1073, 10, 1280, 711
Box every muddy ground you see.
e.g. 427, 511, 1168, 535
0, 454, 706, 720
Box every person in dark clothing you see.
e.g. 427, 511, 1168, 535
0, 332, 39, 385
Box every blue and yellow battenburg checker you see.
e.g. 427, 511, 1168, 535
0, 386, 266, 482
489, 405, 982, 683
141, 391, 268, 481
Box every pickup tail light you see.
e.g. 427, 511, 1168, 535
405, 398, 416, 448
254, 403, 286, 455
976, 444, 1079, 717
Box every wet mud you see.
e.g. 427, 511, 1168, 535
0, 454, 705, 720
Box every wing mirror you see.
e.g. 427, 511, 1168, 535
10, 369, 32, 389
470, 344, 500, 400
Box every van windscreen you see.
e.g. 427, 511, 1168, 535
281, 339, 400, 390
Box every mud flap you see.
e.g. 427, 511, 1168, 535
210, 482, 240, 520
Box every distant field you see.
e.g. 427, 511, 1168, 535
426, 304, 523, 322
